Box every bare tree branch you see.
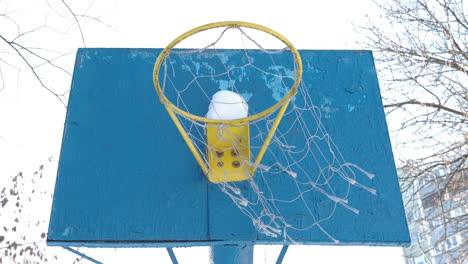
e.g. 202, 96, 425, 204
0, 34, 67, 106
362, 0, 467, 263
60, 0, 86, 46
384, 99, 467, 117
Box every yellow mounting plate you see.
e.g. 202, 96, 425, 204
206, 125, 250, 182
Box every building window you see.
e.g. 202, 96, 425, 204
411, 232, 425, 244
413, 255, 430, 264
408, 210, 420, 221
429, 218, 442, 229
446, 235, 461, 250
422, 193, 438, 210
435, 242, 444, 254
417, 232, 424, 242
434, 235, 462, 254
450, 206, 467, 218
421, 173, 436, 187
435, 168, 447, 177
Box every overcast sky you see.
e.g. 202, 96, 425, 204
0, 0, 408, 263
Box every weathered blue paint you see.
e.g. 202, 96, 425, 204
47, 48, 410, 247
276, 245, 289, 264
211, 245, 253, 264
63, 247, 103, 264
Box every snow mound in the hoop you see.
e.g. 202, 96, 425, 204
206, 90, 249, 120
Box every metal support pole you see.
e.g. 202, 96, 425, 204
210, 244, 253, 264
166, 248, 179, 264
63, 247, 104, 264
275, 245, 289, 264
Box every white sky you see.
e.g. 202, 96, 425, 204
0, 0, 408, 263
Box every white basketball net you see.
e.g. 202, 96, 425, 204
157, 26, 376, 243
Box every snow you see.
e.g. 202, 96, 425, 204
206, 90, 249, 120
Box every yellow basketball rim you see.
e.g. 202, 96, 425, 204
153, 21, 303, 181
153, 21, 303, 125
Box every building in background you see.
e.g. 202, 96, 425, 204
400, 166, 467, 264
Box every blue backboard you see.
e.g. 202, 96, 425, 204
47, 48, 410, 247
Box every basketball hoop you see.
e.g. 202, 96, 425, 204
153, 21, 303, 182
